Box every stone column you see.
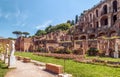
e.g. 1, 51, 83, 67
98, 19, 101, 27
114, 40, 119, 58
105, 40, 109, 56
8, 40, 16, 68
108, 15, 111, 27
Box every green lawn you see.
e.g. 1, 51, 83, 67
15, 52, 120, 77
0, 61, 9, 77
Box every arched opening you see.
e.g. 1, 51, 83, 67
101, 16, 108, 26
90, 13, 92, 20
80, 36, 86, 40
110, 30, 117, 36
89, 34, 96, 39
113, 15, 117, 24
98, 32, 106, 37
102, 5, 108, 15
96, 10, 99, 17
74, 37, 79, 40
90, 24, 93, 28
113, 0, 117, 12
96, 22, 99, 28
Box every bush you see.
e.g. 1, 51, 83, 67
54, 48, 72, 54
37, 48, 45, 52
87, 47, 99, 56
73, 48, 83, 55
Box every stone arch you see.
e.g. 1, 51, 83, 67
98, 32, 106, 37
109, 30, 117, 36
89, 13, 93, 21
90, 24, 93, 28
100, 3, 109, 15
113, 15, 117, 24
89, 34, 96, 39
100, 16, 108, 26
96, 21, 99, 28
113, 0, 118, 12
103, 5, 107, 14
74, 37, 79, 40
95, 9, 99, 17
80, 35, 87, 40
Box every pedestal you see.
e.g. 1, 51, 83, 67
58, 73, 72, 77
8, 56, 16, 68
114, 52, 119, 58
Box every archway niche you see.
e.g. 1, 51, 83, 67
113, 15, 117, 24
80, 36, 86, 40
98, 32, 106, 37
96, 10, 99, 17
102, 5, 108, 15
113, 0, 118, 12
89, 34, 96, 39
101, 16, 108, 26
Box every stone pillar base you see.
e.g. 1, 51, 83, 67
58, 73, 72, 77
114, 52, 119, 58
8, 56, 16, 68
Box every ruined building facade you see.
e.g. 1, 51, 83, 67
16, 0, 120, 57
72, 0, 120, 57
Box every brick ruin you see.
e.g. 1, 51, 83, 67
15, 0, 120, 57
0, 38, 12, 53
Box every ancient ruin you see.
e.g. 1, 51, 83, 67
15, 0, 120, 58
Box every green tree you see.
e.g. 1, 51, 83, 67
67, 20, 71, 24
71, 20, 75, 26
56, 23, 71, 31
35, 30, 46, 36
12, 31, 22, 38
45, 25, 53, 33
22, 32, 30, 37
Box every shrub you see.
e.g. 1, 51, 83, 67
37, 47, 45, 52
54, 48, 72, 54
73, 48, 83, 55
87, 47, 99, 56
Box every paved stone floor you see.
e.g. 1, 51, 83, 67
5, 61, 57, 77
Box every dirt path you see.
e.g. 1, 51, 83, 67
5, 61, 57, 77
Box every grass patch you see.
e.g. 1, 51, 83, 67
15, 52, 120, 77
0, 61, 9, 77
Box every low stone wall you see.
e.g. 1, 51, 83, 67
34, 53, 84, 60
74, 58, 120, 68
46, 63, 63, 74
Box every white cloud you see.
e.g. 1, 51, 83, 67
4, 13, 10, 19
36, 20, 52, 30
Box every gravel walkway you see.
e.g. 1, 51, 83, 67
5, 61, 57, 77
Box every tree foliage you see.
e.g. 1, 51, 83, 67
12, 31, 22, 38
75, 15, 79, 24
12, 31, 30, 38
56, 23, 71, 31
22, 32, 30, 37
35, 30, 46, 36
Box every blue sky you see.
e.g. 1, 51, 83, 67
0, 0, 101, 38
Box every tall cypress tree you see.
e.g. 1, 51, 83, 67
75, 15, 78, 24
